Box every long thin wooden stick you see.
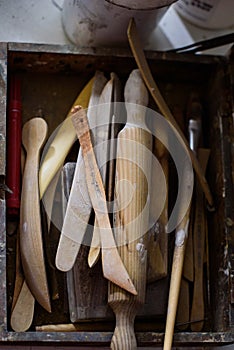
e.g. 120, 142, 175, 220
127, 18, 213, 208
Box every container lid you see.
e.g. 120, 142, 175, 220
105, 0, 177, 10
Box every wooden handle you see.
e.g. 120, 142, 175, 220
20, 117, 51, 312
163, 214, 190, 350
108, 69, 151, 349
72, 107, 137, 295
39, 77, 94, 198
127, 18, 213, 208
190, 148, 210, 331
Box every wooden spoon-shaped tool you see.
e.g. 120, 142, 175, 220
20, 117, 51, 312
71, 107, 137, 295
108, 69, 152, 349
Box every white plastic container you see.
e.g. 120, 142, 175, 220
62, 0, 177, 47
174, 0, 234, 30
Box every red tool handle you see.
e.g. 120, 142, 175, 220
6, 76, 22, 218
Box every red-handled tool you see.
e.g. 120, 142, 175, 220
6, 76, 22, 219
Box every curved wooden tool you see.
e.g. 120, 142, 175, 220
56, 71, 107, 272
71, 107, 137, 295
39, 76, 94, 198
11, 280, 35, 332
11, 228, 35, 332
108, 69, 152, 349
127, 18, 213, 208
20, 117, 51, 312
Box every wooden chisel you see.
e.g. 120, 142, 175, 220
39, 76, 94, 198
20, 117, 51, 312
108, 69, 152, 349
71, 107, 137, 295
56, 71, 107, 271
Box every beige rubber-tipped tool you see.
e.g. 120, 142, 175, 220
127, 17, 213, 208
71, 106, 137, 295
108, 69, 152, 350
20, 117, 51, 312
56, 71, 107, 272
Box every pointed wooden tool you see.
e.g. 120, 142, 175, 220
127, 18, 213, 208
20, 117, 51, 312
56, 71, 107, 272
11, 150, 35, 332
72, 107, 137, 295
108, 69, 152, 349
39, 76, 94, 198
88, 72, 122, 267
164, 117, 200, 349
190, 148, 210, 331
88, 75, 115, 267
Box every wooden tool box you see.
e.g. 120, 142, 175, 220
0, 42, 234, 347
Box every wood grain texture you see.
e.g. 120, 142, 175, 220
127, 18, 213, 208
190, 148, 210, 331
56, 71, 107, 272
62, 163, 110, 322
88, 74, 114, 267
108, 69, 152, 349
20, 117, 51, 312
72, 107, 137, 295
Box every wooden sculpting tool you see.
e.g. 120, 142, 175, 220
39, 76, 94, 198
108, 69, 152, 349
20, 117, 51, 312
147, 128, 168, 282
71, 106, 137, 295
127, 18, 213, 208
88, 72, 122, 267
62, 162, 111, 322
56, 71, 107, 271
190, 148, 210, 331
88, 74, 115, 267
11, 151, 35, 332
164, 116, 201, 348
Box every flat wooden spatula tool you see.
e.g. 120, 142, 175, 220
56, 71, 107, 272
71, 106, 137, 295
